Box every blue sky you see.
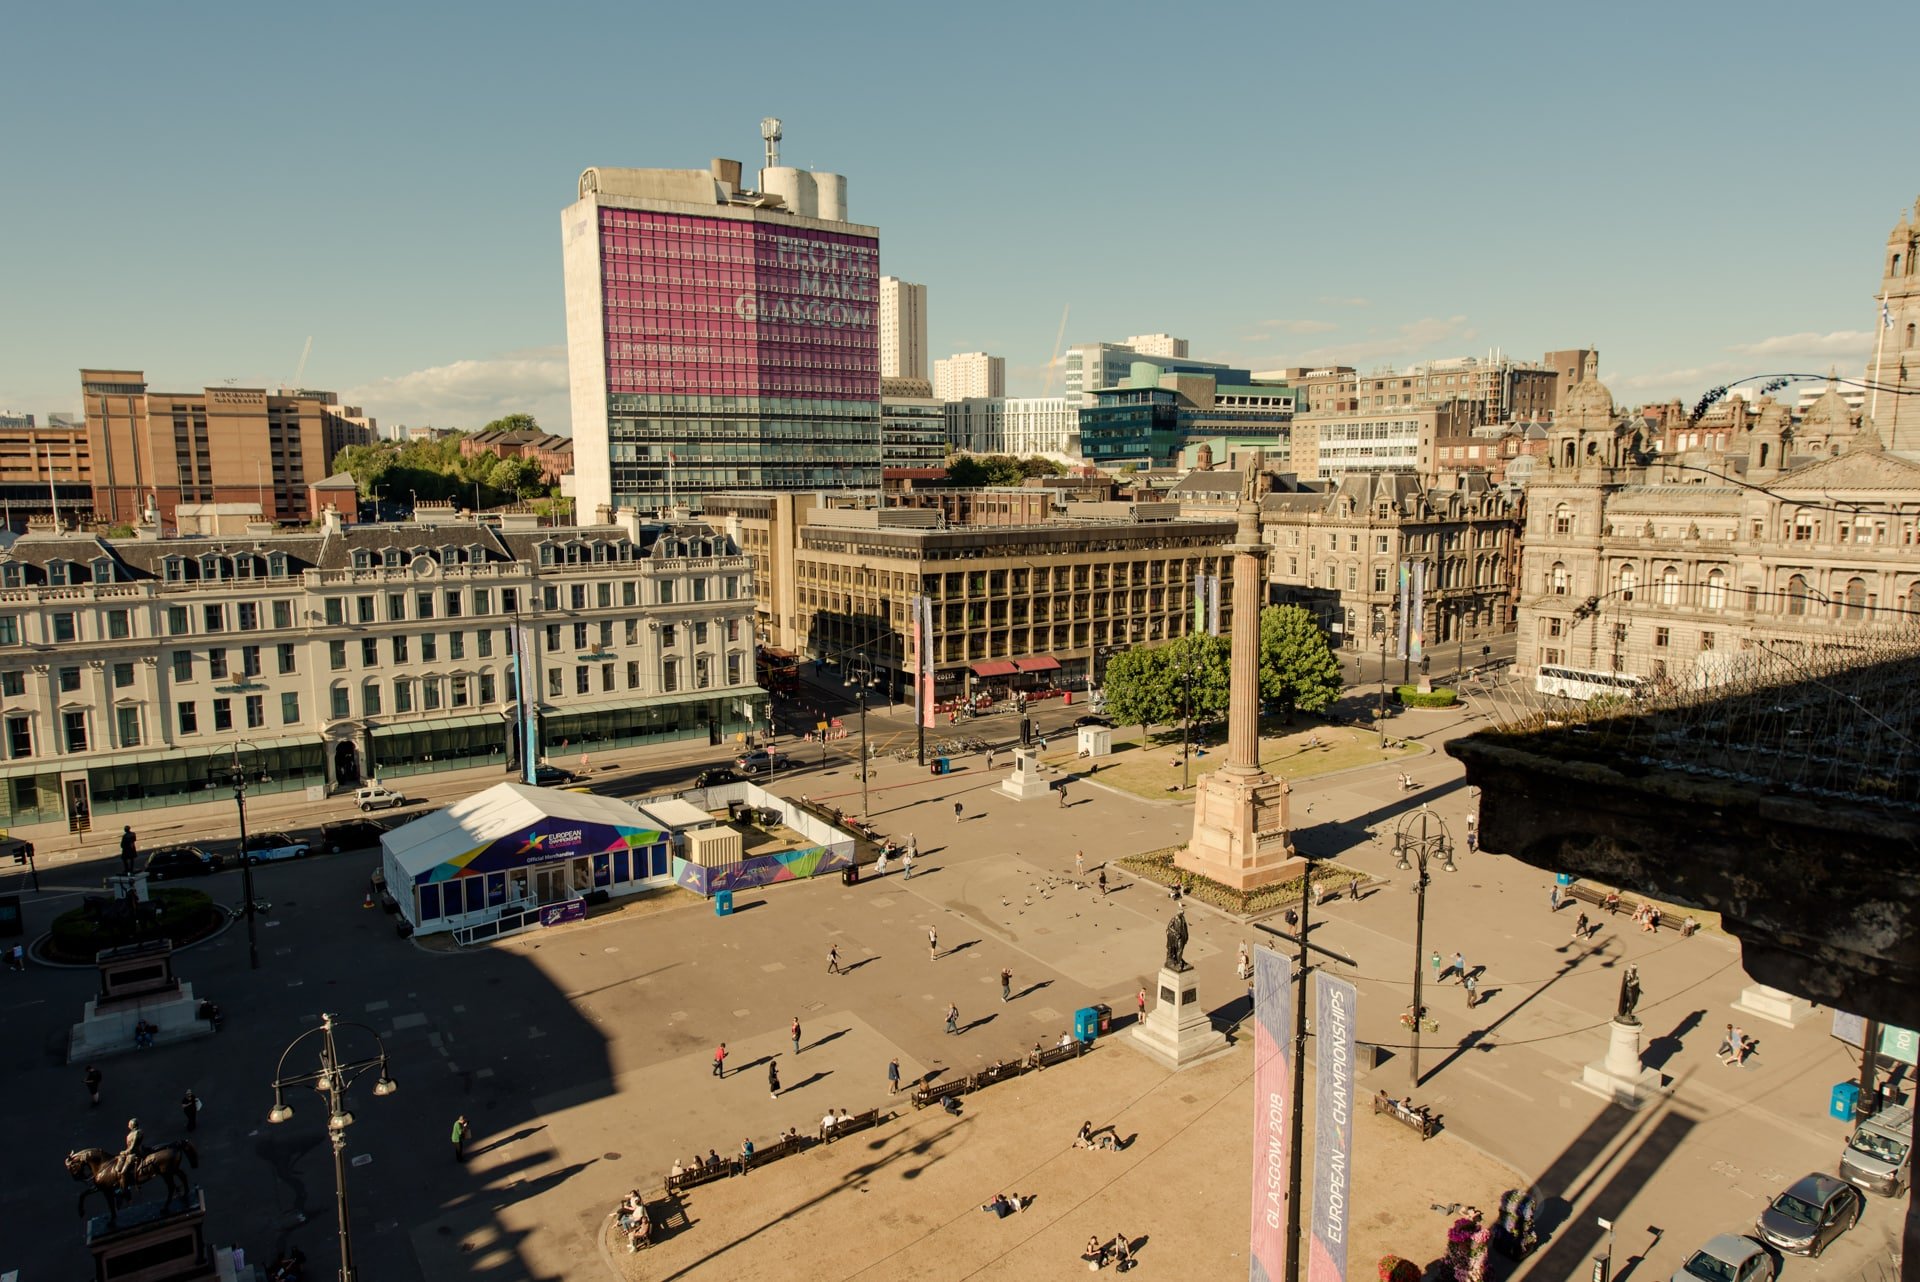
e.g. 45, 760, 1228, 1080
1, 0, 1910, 433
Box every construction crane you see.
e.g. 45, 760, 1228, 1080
290, 336, 313, 391
1040, 304, 1070, 399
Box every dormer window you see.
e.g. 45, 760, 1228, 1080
468, 544, 487, 564
383, 548, 403, 568
0, 563, 21, 589
351, 549, 372, 570
537, 542, 556, 567
199, 554, 225, 581
591, 541, 608, 563
440, 546, 461, 565
267, 552, 288, 577
234, 555, 257, 580
162, 557, 186, 583
46, 560, 71, 587
91, 557, 116, 584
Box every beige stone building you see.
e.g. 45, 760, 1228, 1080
1870, 198, 1920, 452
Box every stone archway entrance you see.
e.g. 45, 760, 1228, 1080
334, 741, 361, 788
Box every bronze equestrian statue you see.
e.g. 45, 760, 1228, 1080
64, 1140, 198, 1225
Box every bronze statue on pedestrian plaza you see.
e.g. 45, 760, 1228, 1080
1165, 909, 1190, 971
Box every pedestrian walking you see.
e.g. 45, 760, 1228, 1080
1001, 968, 1012, 1002
1549, 884, 1560, 912
887, 1057, 900, 1095
928, 926, 938, 960
902, 850, 914, 880
1466, 830, 1478, 854
452, 1115, 470, 1162
1452, 951, 1466, 984
119, 826, 137, 876
1075, 850, 1085, 877
1429, 951, 1442, 984
1571, 911, 1589, 941
827, 945, 841, 975
1236, 941, 1251, 982
792, 1017, 803, 1054
953, 801, 963, 822
1136, 987, 1147, 1018
181, 1088, 199, 1133
985, 749, 994, 770
712, 1043, 728, 1078
1463, 973, 1479, 1008
84, 1064, 102, 1107
1097, 868, 1108, 896
768, 1061, 781, 1099
945, 1002, 959, 1035
1057, 783, 1068, 808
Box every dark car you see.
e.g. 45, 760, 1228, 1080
533, 763, 578, 786
320, 817, 393, 855
143, 845, 223, 880
693, 766, 746, 788
1073, 714, 1114, 728
734, 749, 791, 774
1755, 1172, 1862, 1257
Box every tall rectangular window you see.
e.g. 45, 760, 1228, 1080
570, 584, 586, 610
5, 714, 31, 758
393, 680, 413, 713
107, 609, 131, 639
361, 638, 379, 666
0, 617, 19, 646
575, 666, 590, 695
420, 634, 438, 663
113, 662, 135, 688
451, 675, 470, 708
422, 679, 441, 711
277, 643, 296, 675
177, 702, 198, 735
449, 631, 465, 660
391, 635, 409, 664
415, 591, 434, 619
572, 622, 588, 650
329, 641, 347, 671
363, 683, 382, 716
281, 692, 301, 725
172, 652, 193, 681
166, 606, 189, 636
245, 695, 265, 729
203, 603, 226, 632
472, 588, 492, 616
478, 672, 496, 704
273, 600, 294, 629
596, 582, 611, 609
213, 699, 233, 732
116, 706, 142, 747
388, 593, 406, 621
443, 590, 462, 617
62, 710, 88, 753
241, 645, 262, 678
237, 602, 259, 631
324, 598, 344, 626
356, 596, 376, 624
477, 630, 493, 658
330, 687, 350, 719
52, 613, 77, 644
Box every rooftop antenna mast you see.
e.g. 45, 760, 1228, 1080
760, 117, 782, 172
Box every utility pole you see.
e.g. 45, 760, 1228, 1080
1375, 607, 1389, 750
1255, 865, 1358, 1282
858, 691, 870, 817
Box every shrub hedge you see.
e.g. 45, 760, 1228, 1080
1394, 685, 1458, 708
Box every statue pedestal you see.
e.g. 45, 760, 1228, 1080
85, 1187, 213, 1280
1577, 1018, 1663, 1109
1731, 983, 1816, 1029
1176, 769, 1301, 891
998, 748, 1053, 802
68, 940, 214, 1064
1129, 965, 1231, 1070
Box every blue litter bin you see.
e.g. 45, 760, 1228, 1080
1555, 873, 1574, 886
1074, 1006, 1099, 1043
715, 889, 735, 917
1831, 1080, 1861, 1121
933, 757, 950, 775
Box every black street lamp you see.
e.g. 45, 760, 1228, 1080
268, 1013, 398, 1282
228, 742, 263, 971
1393, 804, 1457, 1085
1179, 652, 1198, 791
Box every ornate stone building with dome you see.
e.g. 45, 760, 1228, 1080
1515, 204, 1920, 688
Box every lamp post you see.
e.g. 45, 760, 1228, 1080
857, 689, 870, 817
1179, 651, 1197, 790
1393, 804, 1456, 1085
229, 742, 261, 971
268, 1013, 398, 1282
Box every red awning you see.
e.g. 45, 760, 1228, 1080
970, 661, 1018, 678
1013, 656, 1061, 673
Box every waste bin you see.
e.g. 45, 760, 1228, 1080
1094, 1003, 1112, 1034
1831, 1080, 1862, 1121
842, 865, 860, 886
715, 889, 735, 917
1074, 1006, 1100, 1042
1555, 873, 1574, 886
932, 757, 949, 775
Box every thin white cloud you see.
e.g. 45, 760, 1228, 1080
1727, 330, 1871, 361
345, 347, 570, 433
1317, 296, 1372, 308
1250, 319, 1339, 336
1614, 330, 1873, 399
1292, 315, 1477, 366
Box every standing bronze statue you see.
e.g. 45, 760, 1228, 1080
1616, 964, 1642, 1025
1165, 909, 1190, 971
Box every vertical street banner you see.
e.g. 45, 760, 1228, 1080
1396, 562, 1411, 660
1309, 974, 1357, 1282
514, 625, 539, 785
1195, 571, 1206, 636
1209, 573, 1222, 637
1409, 561, 1427, 665
1251, 945, 1294, 1282
913, 595, 936, 729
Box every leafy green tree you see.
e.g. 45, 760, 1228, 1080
1101, 643, 1176, 735
479, 413, 541, 436
945, 455, 989, 487
1166, 631, 1232, 723
1258, 605, 1344, 715
487, 455, 547, 499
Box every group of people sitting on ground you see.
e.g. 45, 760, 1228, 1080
616, 1190, 653, 1252
1072, 1120, 1121, 1152
980, 1192, 1031, 1218
1085, 1231, 1136, 1270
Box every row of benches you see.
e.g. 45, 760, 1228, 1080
910, 1038, 1090, 1110
663, 1107, 887, 1195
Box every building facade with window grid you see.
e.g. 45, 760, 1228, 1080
0, 511, 760, 827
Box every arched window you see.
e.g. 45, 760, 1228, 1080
1705, 569, 1727, 610
1844, 577, 1869, 622
1552, 503, 1571, 535
1658, 565, 1679, 606
1785, 574, 1810, 615
1617, 564, 1639, 600
1550, 563, 1568, 595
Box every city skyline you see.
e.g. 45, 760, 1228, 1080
1, 1, 1911, 433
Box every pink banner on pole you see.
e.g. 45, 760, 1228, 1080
1250, 945, 1293, 1282
914, 595, 936, 729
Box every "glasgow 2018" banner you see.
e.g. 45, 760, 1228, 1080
1251, 945, 1293, 1281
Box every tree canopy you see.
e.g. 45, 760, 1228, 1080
330, 417, 556, 512
944, 454, 1067, 487
1100, 606, 1343, 732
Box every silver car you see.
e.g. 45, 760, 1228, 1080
1671, 1234, 1775, 1282
1755, 1172, 1862, 1256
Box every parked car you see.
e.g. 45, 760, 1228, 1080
241, 831, 310, 865
143, 845, 223, 880
353, 782, 408, 812
1756, 1172, 1862, 1256
1841, 1103, 1912, 1196
734, 749, 791, 774
1671, 1233, 1776, 1282
320, 817, 392, 855
532, 763, 578, 787
693, 766, 745, 788
1073, 714, 1114, 728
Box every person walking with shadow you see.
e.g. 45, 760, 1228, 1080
452, 1115, 470, 1163
84, 1064, 102, 1107
928, 926, 939, 961
827, 945, 841, 975
945, 1002, 959, 1035
1001, 968, 1013, 1002
887, 1057, 900, 1095
712, 1043, 728, 1079
792, 1017, 803, 1055
181, 1088, 199, 1133
768, 1060, 781, 1099
119, 826, 137, 877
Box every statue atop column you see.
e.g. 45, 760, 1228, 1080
1616, 964, 1642, 1025
1164, 910, 1190, 972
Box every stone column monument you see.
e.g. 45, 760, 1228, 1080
1175, 456, 1300, 890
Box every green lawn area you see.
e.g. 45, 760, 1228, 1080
1037, 720, 1422, 801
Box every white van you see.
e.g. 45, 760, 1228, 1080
1840, 1104, 1911, 1197
353, 782, 408, 812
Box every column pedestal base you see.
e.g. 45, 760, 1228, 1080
1129, 965, 1232, 1070
1176, 769, 1298, 891
1577, 1017, 1664, 1109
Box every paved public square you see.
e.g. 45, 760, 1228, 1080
0, 691, 1904, 1280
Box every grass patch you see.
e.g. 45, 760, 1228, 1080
1053, 722, 1421, 803
1118, 847, 1366, 917
47, 888, 219, 963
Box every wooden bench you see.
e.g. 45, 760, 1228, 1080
742, 1134, 813, 1171
1371, 1090, 1438, 1140
825, 1107, 885, 1140
1037, 1039, 1088, 1069
665, 1161, 733, 1195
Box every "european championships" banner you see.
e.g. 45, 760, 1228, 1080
1310, 974, 1357, 1282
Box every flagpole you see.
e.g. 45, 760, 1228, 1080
1871, 290, 1889, 421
